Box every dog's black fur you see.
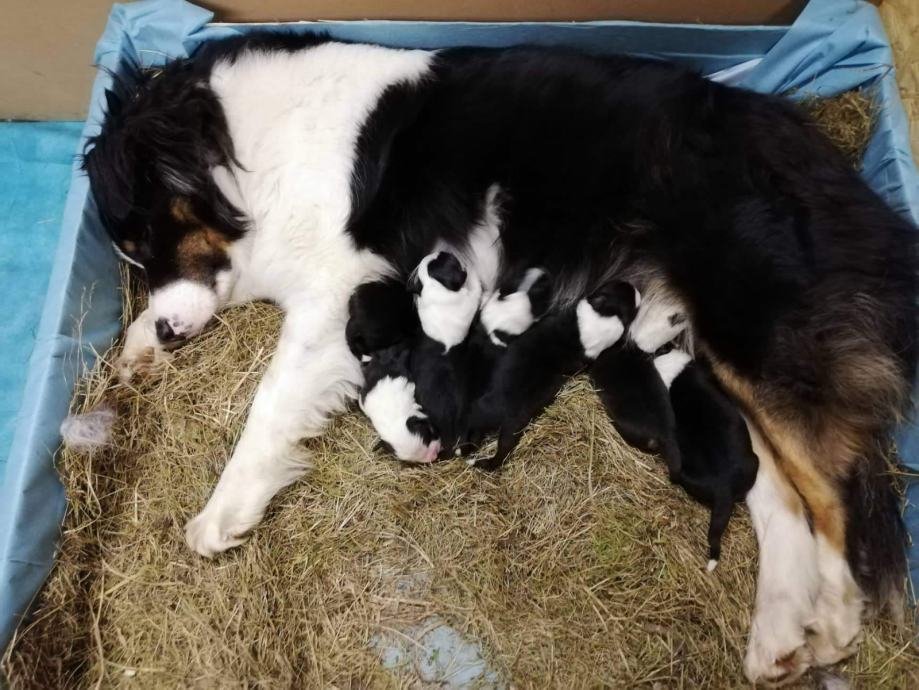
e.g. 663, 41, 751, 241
467, 281, 638, 470
85, 34, 918, 608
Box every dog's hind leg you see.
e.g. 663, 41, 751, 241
742, 420, 818, 686
185, 309, 361, 557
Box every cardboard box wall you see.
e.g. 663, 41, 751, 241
2, 0, 805, 121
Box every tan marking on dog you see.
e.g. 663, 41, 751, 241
122, 239, 137, 254
171, 197, 197, 224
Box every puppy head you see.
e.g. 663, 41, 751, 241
347, 281, 418, 358
587, 281, 640, 328
411, 251, 481, 350
577, 281, 640, 359
481, 267, 550, 345
359, 349, 442, 463
83, 71, 246, 345
426, 252, 468, 291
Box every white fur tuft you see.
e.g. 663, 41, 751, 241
629, 288, 687, 353
60, 407, 116, 452
706, 559, 718, 572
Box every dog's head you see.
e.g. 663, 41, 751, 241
83, 66, 246, 345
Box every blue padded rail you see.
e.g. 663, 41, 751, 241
1, 0, 916, 650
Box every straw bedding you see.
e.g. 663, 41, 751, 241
4, 91, 918, 689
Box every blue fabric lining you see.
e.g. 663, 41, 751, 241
1, 0, 917, 650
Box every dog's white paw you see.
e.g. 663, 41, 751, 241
807, 545, 864, 666
184, 509, 255, 558
117, 310, 172, 383
744, 594, 814, 686
117, 345, 173, 383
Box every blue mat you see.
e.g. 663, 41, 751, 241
1, 0, 917, 653
0, 122, 83, 476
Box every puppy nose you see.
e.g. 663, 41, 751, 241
155, 318, 181, 343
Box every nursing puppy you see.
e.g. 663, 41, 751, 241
346, 279, 418, 360
358, 345, 441, 463
654, 349, 760, 569
590, 290, 687, 478
467, 280, 638, 471
406, 251, 482, 454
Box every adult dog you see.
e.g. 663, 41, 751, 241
84, 33, 917, 684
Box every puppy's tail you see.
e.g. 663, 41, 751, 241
844, 437, 909, 620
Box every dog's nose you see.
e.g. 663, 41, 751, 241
155, 318, 182, 343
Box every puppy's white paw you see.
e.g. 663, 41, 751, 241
744, 595, 814, 686
184, 509, 255, 558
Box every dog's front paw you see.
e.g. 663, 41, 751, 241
117, 345, 173, 383
117, 310, 173, 383
184, 509, 255, 558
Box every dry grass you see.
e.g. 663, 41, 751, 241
4, 91, 918, 689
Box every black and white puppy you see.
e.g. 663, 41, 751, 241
590, 290, 687, 478
467, 280, 639, 471
653, 349, 760, 570
358, 345, 442, 463
408, 251, 483, 454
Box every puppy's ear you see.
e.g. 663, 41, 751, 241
406, 415, 438, 444
588, 281, 639, 324
526, 272, 552, 320
427, 252, 467, 291
374, 439, 396, 456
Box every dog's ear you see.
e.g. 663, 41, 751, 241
427, 252, 467, 291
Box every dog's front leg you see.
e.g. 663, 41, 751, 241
184, 307, 360, 557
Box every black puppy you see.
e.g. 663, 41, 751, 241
346, 279, 418, 360
653, 349, 759, 569
589, 290, 688, 478
466, 280, 639, 471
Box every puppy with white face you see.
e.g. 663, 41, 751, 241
480, 267, 551, 346
409, 251, 482, 351
358, 346, 442, 464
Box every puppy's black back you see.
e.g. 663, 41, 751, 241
669, 360, 758, 562
670, 362, 758, 497
410, 334, 469, 452
590, 346, 680, 477
347, 280, 418, 357
467, 311, 583, 469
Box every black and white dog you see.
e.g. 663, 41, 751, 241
84, 32, 918, 683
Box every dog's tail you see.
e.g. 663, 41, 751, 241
844, 437, 909, 619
